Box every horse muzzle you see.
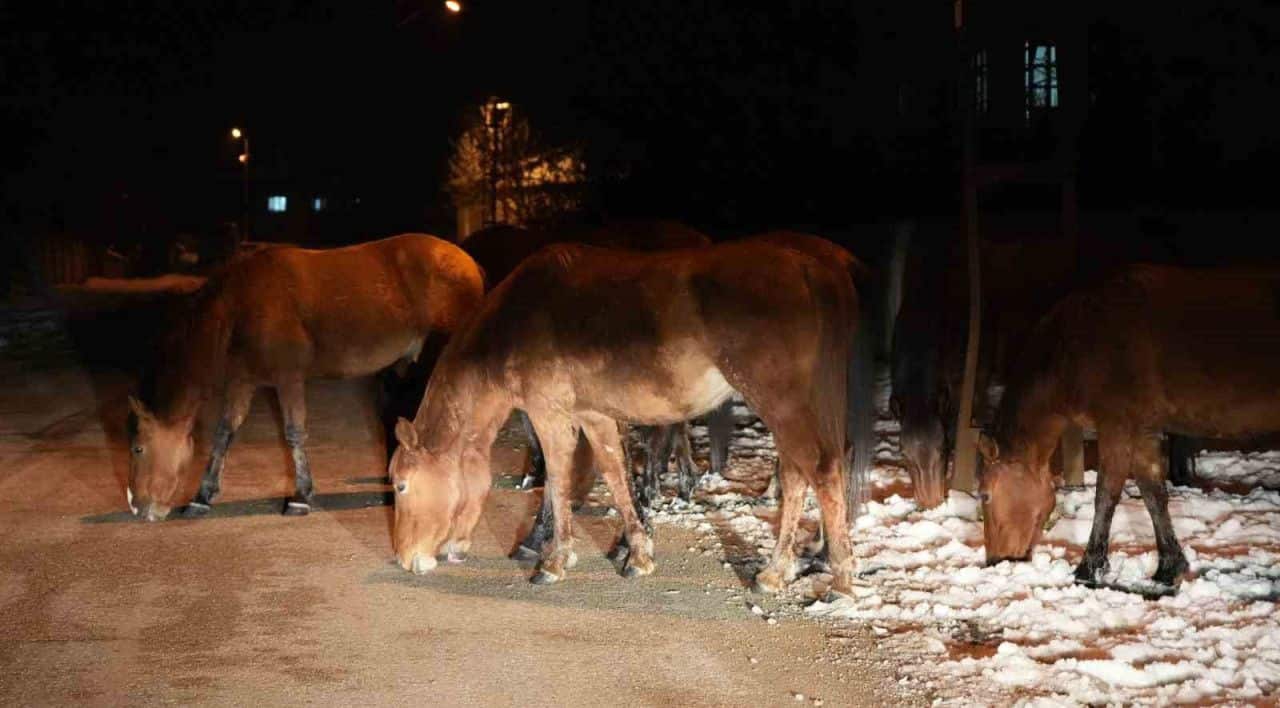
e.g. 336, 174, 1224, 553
134, 500, 172, 522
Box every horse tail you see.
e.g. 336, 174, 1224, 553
846, 260, 882, 520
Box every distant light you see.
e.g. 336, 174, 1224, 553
231, 127, 243, 139
495, 101, 510, 110
445, 1, 461, 12
312, 197, 326, 212
267, 195, 287, 213
238, 153, 248, 163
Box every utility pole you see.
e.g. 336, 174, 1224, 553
952, 0, 982, 493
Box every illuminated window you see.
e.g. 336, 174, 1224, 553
974, 50, 989, 114
267, 195, 287, 212
1025, 42, 1058, 120
312, 197, 326, 212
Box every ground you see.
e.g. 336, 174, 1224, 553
0, 349, 908, 707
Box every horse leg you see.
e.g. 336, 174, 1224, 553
642, 424, 675, 508
579, 413, 654, 578
673, 422, 699, 502
1136, 465, 1189, 588
183, 379, 256, 517
277, 376, 315, 516
1074, 429, 1132, 586
517, 410, 547, 490
527, 412, 580, 584
812, 451, 854, 595
755, 457, 808, 594
707, 397, 735, 477
513, 431, 597, 561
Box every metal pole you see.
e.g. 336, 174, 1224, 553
242, 136, 251, 244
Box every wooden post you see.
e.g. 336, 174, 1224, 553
951, 7, 982, 493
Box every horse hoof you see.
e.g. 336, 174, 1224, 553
283, 500, 311, 516
754, 569, 785, 595
510, 545, 541, 562
530, 569, 561, 585
623, 558, 654, 578
182, 501, 211, 518
446, 551, 468, 564
411, 553, 437, 575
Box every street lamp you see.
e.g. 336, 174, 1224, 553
231, 127, 250, 243
444, 1, 461, 13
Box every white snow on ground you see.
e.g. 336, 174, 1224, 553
643, 367, 1280, 705
650, 469, 1280, 705
1197, 450, 1280, 490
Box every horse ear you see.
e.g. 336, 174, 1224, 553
977, 432, 1000, 462
395, 418, 420, 450
128, 396, 155, 425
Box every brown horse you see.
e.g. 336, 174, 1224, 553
127, 234, 484, 521
979, 264, 1280, 592
388, 240, 866, 593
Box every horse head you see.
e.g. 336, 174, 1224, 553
388, 418, 463, 575
891, 382, 952, 509
977, 431, 1056, 565
126, 396, 194, 521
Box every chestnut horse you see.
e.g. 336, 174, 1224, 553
979, 264, 1280, 592
513, 231, 879, 562
388, 240, 866, 593
127, 234, 484, 521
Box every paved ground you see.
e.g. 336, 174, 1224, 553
0, 351, 907, 706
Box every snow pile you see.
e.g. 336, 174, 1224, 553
1196, 450, 1280, 490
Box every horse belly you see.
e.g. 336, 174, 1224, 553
582, 366, 735, 425
310, 333, 423, 378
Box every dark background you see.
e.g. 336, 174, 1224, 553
4, 0, 1280, 273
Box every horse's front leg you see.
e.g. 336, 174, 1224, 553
1136, 457, 1188, 588
527, 412, 580, 584
183, 379, 256, 518
277, 376, 315, 516
580, 414, 655, 578
1074, 430, 1132, 586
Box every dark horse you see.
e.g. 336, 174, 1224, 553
127, 234, 485, 520
890, 227, 1197, 509
513, 231, 879, 562
979, 264, 1280, 593
387, 240, 869, 593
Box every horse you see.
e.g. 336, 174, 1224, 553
432, 221, 739, 560
510, 231, 878, 564
889, 226, 1198, 509
387, 240, 867, 593
126, 233, 485, 521
978, 264, 1280, 593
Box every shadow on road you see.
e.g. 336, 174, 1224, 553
80, 490, 395, 524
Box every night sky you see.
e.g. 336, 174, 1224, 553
4, 1, 1280, 248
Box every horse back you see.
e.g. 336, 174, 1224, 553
1052, 264, 1280, 437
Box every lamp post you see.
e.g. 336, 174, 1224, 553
231, 127, 250, 244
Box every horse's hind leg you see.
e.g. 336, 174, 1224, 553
707, 397, 735, 477
183, 379, 256, 518
755, 456, 808, 593
641, 424, 675, 508
277, 376, 315, 516
812, 452, 854, 594
579, 413, 655, 578
673, 423, 699, 502
517, 410, 547, 490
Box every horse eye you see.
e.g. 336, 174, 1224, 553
132, 446, 144, 455
977, 491, 991, 503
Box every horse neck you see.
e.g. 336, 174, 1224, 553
418, 361, 511, 458
153, 289, 233, 428
994, 338, 1074, 466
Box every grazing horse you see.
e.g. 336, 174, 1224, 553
890, 228, 1196, 509
127, 234, 484, 521
513, 231, 878, 562
388, 240, 867, 593
979, 264, 1280, 592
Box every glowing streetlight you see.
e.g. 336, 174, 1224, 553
231, 127, 243, 139
444, 1, 461, 13
230, 127, 251, 242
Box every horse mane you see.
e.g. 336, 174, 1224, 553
140, 262, 238, 424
